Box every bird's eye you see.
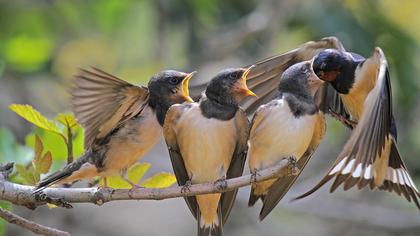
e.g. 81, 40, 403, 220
169, 77, 178, 85
229, 72, 237, 80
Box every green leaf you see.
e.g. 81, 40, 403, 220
55, 113, 79, 129
46, 203, 58, 209
72, 125, 85, 158
9, 104, 60, 134
15, 164, 39, 185
99, 163, 151, 189
26, 129, 66, 162
141, 172, 177, 188
127, 162, 151, 184
100, 175, 131, 189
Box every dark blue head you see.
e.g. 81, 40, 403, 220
312, 49, 361, 94
205, 67, 256, 106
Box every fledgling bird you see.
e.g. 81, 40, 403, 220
189, 36, 349, 120
35, 68, 194, 191
247, 61, 326, 220
295, 47, 420, 208
164, 67, 255, 236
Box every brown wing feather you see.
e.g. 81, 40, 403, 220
295, 48, 420, 209
72, 67, 149, 147
163, 104, 199, 219
220, 109, 249, 224
242, 36, 346, 115
259, 112, 326, 221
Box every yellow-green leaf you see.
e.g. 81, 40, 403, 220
47, 203, 58, 209
34, 151, 52, 174
100, 176, 131, 189
55, 113, 79, 129
9, 104, 60, 134
15, 164, 39, 185
141, 172, 176, 188
128, 162, 151, 185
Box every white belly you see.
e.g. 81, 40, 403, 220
176, 104, 237, 183
248, 99, 316, 170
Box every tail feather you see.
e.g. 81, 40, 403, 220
248, 187, 263, 207
35, 153, 89, 192
294, 141, 420, 209
198, 206, 222, 236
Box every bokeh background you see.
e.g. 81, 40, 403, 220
1, 0, 420, 235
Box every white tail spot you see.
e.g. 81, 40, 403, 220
363, 165, 372, 180
352, 163, 363, 178
329, 157, 348, 175
342, 159, 355, 175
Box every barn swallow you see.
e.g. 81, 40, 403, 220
36, 68, 195, 190
189, 36, 351, 123
294, 47, 420, 208
164, 67, 255, 236
247, 61, 326, 220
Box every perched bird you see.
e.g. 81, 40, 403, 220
247, 61, 326, 220
164, 67, 255, 236
190, 36, 350, 122
36, 68, 194, 190
294, 47, 420, 208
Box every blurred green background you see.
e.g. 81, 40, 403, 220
0, 0, 419, 235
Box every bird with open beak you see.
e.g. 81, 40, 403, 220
163, 66, 255, 236
294, 47, 420, 209
36, 68, 195, 191
247, 61, 326, 220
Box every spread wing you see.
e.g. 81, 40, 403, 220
241, 36, 349, 118
259, 112, 326, 221
163, 104, 199, 219
220, 109, 249, 224
295, 48, 420, 208
72, 67, 149, 147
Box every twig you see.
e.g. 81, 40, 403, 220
0, 158, 292, 208
0, 207, 70, 236
65, 121, 73, 164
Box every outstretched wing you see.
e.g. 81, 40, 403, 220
220, 109, 249, 224
72, 67, 149, 147
295, 48, 420, 209
163, 104, 199, 219
241, 37, 348, 117
259, 112, 326, 221
190, 37, 352, 125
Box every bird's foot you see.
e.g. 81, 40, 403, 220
251, 169, 261, 183
215, 177, 228, 191
34, 192, 73, 209
181, 180, 192, 194
287, 156, 299, 176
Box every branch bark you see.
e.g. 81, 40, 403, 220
0, 207, 70, 236
0, 158, 293, 208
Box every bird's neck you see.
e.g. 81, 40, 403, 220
279, 92, 318, 118
148, 94, 171, 126
199, 95, 238, 120
329, 61, 358, 94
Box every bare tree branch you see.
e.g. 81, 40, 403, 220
0, 207, 70, 236
0, 158, 294, 208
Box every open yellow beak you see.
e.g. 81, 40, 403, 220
182, 71, 196, 102
239, 66, 257, 97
